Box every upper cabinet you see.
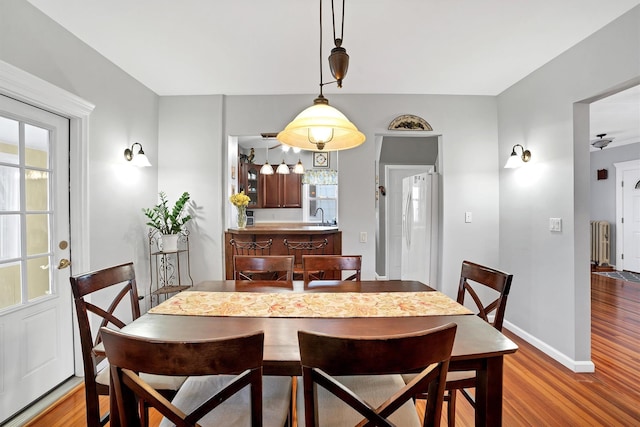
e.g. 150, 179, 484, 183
262, 165, 302, 208
239, 162, 302, 208
239, 163, 261, 208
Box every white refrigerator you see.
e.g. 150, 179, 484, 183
401, 172, 439, 286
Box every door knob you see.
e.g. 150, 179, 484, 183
57, 259, 71, 270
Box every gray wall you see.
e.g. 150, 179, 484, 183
497, 5, 640, 369
590, 142, 640, 264
0, 0, 160, 304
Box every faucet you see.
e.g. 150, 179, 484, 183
314, 207, 325, 225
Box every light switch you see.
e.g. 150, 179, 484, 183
549, 218, 562, 232
465, 212, 472, 223
360, 232, 367, 243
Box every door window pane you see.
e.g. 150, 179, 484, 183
0, 214, 21, 260
27, 256, 51, 300
0, 165, 20, 211
0, 262, 22, 309
25, 170, 49, 211
0, 116, 19, 164
25, 124, 49, 168
26, 214, 49, 256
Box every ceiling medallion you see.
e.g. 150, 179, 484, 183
388, 115, 433, 131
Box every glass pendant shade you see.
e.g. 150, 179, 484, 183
276, 160, 290, 174
277, 96, 365, 151
260, 162, 274, 175
293, 159, 305, 174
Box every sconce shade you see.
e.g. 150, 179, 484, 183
277, 95, 365, 151
124, 142, 152, 167
276, 160, 290, 174
504, 144, 531, 169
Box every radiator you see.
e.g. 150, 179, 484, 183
591, 220, 610, 266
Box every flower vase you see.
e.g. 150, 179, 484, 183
237, 207, 247, 229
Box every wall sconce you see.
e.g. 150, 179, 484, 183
124, 142, 152, 167
504, 144, 531, 169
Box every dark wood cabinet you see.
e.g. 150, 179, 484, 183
262, 166, 302, 208
239, 163, 261, 208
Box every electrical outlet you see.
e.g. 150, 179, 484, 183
465, 212, 472, 223
359, 232, 367, 243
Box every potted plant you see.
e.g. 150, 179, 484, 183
143, 191, 192, 251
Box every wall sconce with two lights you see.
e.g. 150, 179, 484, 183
124, 142, 152, 167
504, 144, 532, 169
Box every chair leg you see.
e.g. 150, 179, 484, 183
447, 390, 457, 427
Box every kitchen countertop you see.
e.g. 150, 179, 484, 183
227, 222, 340, 233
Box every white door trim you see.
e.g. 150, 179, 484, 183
0, 59, 94, 376
614, 158, 640, 270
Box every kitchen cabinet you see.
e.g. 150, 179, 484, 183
262, 165, 302, 208
239, 162, 261, 208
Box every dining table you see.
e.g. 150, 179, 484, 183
113, 280, 517, 427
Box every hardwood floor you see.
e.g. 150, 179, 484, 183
22, 273, 640, 426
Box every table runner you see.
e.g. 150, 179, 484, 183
148, 291, 472, 318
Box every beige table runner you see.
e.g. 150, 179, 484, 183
149, 291, 472, 318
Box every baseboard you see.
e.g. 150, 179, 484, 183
504, 321, 595, 373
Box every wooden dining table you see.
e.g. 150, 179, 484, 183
115, 280, 517, 427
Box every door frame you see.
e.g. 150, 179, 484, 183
614, 159, 640, 270
0, 59, 95, 376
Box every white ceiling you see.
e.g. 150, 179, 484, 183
26, 0, 640, 147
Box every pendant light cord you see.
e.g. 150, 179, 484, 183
331, 0, 345, 45
319, 0, 324, 97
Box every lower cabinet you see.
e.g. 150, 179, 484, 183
224, 229, 342, 279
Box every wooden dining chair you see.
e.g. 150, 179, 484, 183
234, 255, 294, 281
283, 238, 328, 279
297, 323, 457, 427
101, 328, 292, 427
403, 260, 514, 427
302, 255, 361, 283
69, 262, 185, 427
230, 238, 273, 255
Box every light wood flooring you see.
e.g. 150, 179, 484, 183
20, 273, 640, 426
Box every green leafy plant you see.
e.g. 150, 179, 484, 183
143, 191, 192, 235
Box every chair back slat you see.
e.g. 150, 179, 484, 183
234, 255, 294, 281
457, 260, 513, 331
298, 323, 457, 427
302, 255, 362, 283
101, 328, 265, 427
230, 238, 273, 255
69, 262, 141, 427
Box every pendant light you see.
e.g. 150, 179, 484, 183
276, 160, 290, 175
260, 146, 274, 175
293, 159, 305, 174
277, 0, 365, 152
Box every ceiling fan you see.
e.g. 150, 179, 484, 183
591, 133, 614, 149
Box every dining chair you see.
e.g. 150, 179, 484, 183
100, 328, 292, 427
282, 238, 328, 279
234, 255, 294, 281
297, 323, 457, 427
69, 262, 186, 427
230, 238, 273, 255
301, 255, 361, 283
403, 260, 514, 426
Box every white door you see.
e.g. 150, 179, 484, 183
622, 168, 640, 273
0, 95, 73, 423
385, 165, 433, 279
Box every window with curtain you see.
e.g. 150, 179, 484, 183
302, 170, 338, 224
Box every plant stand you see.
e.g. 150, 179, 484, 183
148, 229, 193, 307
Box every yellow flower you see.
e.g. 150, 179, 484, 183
229, 191, 251, 207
